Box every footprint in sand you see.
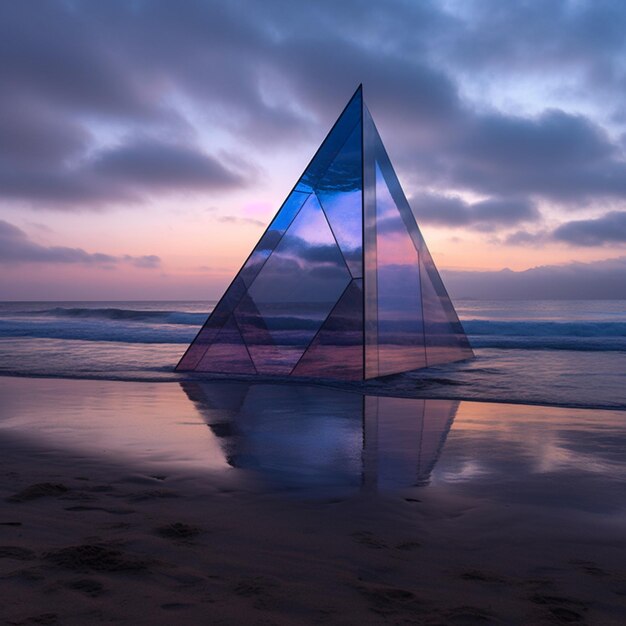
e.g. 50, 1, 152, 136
357, 583, 422, 617
0, 546, 36, 560
351, 531, 388, 549
460, 569, 508, 584
156, 522, 202, 541
63, 505, 135, 515
44, 543, 148, 573
64, 577, 105, 597
395, 541, 421, 551
569, 558, 609, 577
6, 483, 68, 503
530, 593, 588, 623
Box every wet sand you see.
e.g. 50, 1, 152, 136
1, 377, 625, 625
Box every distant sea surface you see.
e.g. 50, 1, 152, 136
1, 299, 625, 409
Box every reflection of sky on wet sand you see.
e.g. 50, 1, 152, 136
0, 377, 624, 514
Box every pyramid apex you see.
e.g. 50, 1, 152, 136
349, 84, 363, 101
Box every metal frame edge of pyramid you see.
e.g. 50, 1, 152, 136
176, 85, 475, 381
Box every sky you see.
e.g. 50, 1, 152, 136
1, 0, 626, 300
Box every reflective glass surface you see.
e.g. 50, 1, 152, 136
178, 87, 473, 380
363, 106, 379, 379
244, 193, 351, 374
420, 246, 474, 365
298, 88, 362, 193
240, 190, 311, 288
375, 162, 427, 376
195, 315, 256, 374
316, 123, 363, 277
292, 279, 364, 379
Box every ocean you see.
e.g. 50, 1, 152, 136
1, 299, 625, 409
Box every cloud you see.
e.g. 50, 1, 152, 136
2, 0, 626, 217
504, 230, 549, 246
93, 137, 246, 191
410, 193, 539, 230
552, 211, 626, 246
122, 254, 161, 269
511, 210, 626, 248
216, 215, 265, 228
442, 256, 626, 300
437, 109, 626, 203
0, 135, 247, 207
0, 220, 161, 268
445, 0, 626, 95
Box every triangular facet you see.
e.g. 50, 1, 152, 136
419, 247, 474, 366
195, 315, 256, 374
316, 122, 363, 277
374, 162, 427, 376
363, 103, 473, 378
292, 279, 364, 379
243, 192, 352, 374
296, 88, 362, 193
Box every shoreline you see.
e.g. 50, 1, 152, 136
1, 372, 625, 413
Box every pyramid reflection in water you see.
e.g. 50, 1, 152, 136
182, 382, 458, 492
177, 86, 473, 380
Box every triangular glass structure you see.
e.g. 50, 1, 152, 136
177, 86, 473, 380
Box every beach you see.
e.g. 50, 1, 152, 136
1, 376, 625, 624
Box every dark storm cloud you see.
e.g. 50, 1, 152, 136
92, 137, 245, 190
0, 97, 89, 164
446, 0, 626, 86
410, 193, 538, 230
0, 136, 246, 206
440, 110, 626, 203
552, 211, 626, 246
3, 0, 626, 216
442, 256, 626, 300
0, 220, 160, 268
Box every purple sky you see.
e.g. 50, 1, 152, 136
2, 1, 626, 300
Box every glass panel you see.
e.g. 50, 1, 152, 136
365, 105, 473, 372
195, 315, 256, 374
176, 275, 247, 370
177, 189, 309, 371
366, 113, 425, 254
298, 87, 362, 193
420, 249, 474, 366
240, 190, 311, 287
375, 162, 427, 376
244, 194, 352, 374
316, 123, 363, 277
363, 105, 379, 379
292, 279, 363, 380
233, 292, 291, 375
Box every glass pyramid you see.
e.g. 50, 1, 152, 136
177, 86, 474, 380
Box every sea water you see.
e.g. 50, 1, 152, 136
0, 299, 625, 409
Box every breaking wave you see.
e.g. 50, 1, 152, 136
17, 306, 206, 326
0, 307, 624, 351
